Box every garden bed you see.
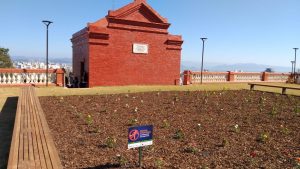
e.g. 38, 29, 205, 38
40, 90, 300, 169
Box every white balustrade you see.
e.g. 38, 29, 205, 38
234, 74, 262, 82
268, 74, 289, 82
191, 73, 228, 83
0, 72, 57, 85
3, 74, 7, 84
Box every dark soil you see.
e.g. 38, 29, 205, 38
40, 90, 300, 169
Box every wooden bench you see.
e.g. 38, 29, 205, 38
248, 83, 300, 95
7, 86, 62, 169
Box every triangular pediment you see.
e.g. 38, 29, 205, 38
108, 1, 168, 24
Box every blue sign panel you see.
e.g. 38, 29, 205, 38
128, 125, 153, 149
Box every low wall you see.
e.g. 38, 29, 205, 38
183, 70, 290, 85
0, 68, 65, 86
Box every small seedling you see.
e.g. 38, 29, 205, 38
162, 119, 170, 128
93, 127, 101, 133
134, 107, 138, 113
280, 125, 290, 135
200, 166, 210, 169
173, 129, 184, 140
231, 124, 240, 133
155, 158, 164, 169
269, 106, 277, 116
86, 114, 93, 126
115, 154, 128, 166
184, 146, 198, 154
221, 138, 229, 147
128, 118, 138, 126
76, 111, 82, 118
257, 132, 269, 143
197, 123, 202, 130
106, 137, 117, 148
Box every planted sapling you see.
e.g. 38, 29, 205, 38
257, 132, 269, 143
128, 118, 138, 126
86, 114, 93, 126
106, 137, 117, 148
162, 119, 170, 128
269, 106, 277, 116
173, 129, 184, 140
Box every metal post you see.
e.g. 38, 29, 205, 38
293, 48, 298, 82
138, 147, 142, 167
42, 20, 53, 87
200, 38, 207, 84
291, 61, 294, 74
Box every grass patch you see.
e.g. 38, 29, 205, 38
1, 82, 300, 111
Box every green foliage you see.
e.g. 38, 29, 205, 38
269, 106, 277, 116
231, 124, 240, 133
221, 138, 229, 147
257, 132, 269, 143
0, 47, 13, 68
106, 137, 117, 148
128, 118, 138, 126
173, 129, 184, 140
280, 125, 290, 135
162, 119, 170, 128
115, 154, 127, 166
154, 158, 164, 169
86, 114, 93, 126
184, 146, 198, 154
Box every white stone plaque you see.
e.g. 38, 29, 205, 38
133, 43, 149, 54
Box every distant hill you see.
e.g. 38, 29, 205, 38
181, 61, 291, 73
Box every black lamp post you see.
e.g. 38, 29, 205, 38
293, 48, 298, 82
200, 38, 207, 84
42, 20, 53, 87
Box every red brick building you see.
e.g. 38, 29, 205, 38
71, 0, 183, 87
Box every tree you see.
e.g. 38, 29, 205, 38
0, 47, 13, 68
264, 68, 274, 73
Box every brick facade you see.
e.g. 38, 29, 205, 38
71, 0, 183, 87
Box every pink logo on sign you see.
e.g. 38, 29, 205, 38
129, 129, 140, 141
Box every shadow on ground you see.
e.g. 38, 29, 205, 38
82, 163, 121, 169
0, 97, 17, 169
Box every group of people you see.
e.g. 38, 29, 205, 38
65, 72, 88, 88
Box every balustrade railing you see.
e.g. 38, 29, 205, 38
183, 70, 290, 85
234, 73, 262, 82
191, 72, 228, 83
268, 73, 290, 82
0, 69, 65, 86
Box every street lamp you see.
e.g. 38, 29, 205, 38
293, 48, 298, 82
200, 38, 207, 84
42, 20, 53, 87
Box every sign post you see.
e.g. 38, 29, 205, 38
128, 125, 153, 167
139, 147, 142, 167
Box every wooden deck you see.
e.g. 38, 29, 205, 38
7, 87, 62, 169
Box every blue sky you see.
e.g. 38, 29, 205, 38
0, 0, 299, 67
